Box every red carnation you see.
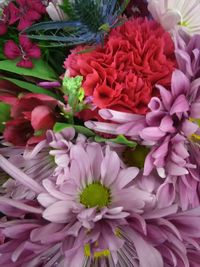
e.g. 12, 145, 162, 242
0, 93, 57, 146
65, 18, 177, 117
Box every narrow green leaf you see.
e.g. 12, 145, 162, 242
0, 59, 57, 80
53, 122, 95, 137
95, 134, 137, 147
0, 102, 11, 133
0, 77, 61, 100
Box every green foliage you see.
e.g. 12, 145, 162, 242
0, 59, 57, 80
95, 134, 137, 147
62, 75, 87, 113
53, 122, 95, 137
59, 0, 77, 19
0, 77, 60, 100
0, 102, 11, 133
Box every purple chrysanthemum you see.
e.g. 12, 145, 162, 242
174, 30, 200, 80
0, 128, 166, 266
0, 150, 200, 266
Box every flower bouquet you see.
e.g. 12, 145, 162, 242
0, 0, 200, 266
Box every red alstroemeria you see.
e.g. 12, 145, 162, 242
8, 0, 46, 31
4, 35, 41, 68
0, 93, 58, 146
0, 6, 10, 36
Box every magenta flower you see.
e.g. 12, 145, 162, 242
4, 35, 41, 68
8, 0, 46, 31
0, 5, 10, 35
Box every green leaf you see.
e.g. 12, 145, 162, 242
60, 0, 77, 19
0, 77, 61, 100
0, 102, 11, 133
0, 59, 57, 80
53, 122, 95, 137
95, 134, 137, 147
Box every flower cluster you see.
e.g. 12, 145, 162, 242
1, 0, 200, 266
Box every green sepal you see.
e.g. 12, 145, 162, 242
95, 134, 137, 147
53, 122, 95, 137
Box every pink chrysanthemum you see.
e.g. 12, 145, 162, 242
0, 142, 200, 266
0, 128, 168, 267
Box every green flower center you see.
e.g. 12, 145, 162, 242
80, 183, 111, 208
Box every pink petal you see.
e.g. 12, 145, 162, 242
101, 149, 120, 186
126, 229, 164, 267
37, 193, 57, 208
17, 17, 33, 31
27, 44, 41, 59
19, 35, 32, 49
159, 115, 175, 133
181, 120, 199, 136
157, 85, 172, 111
166, 161, 189, 176
42, 200, 73, 223
190, 102, 200, 118
0, 197, 42, 214
85, 121, 119, 135
8, 3, 20, 25
17, 59, 33, 68
170, 94, 189, 115
143, 204, 178, 219
157, 183, 176, 208
0, 154, 43, 193
99, 109, 144, 123
4, 40, 20, 59
42, 179, 70, 200
116, 167, 139, 189
171, 70, 190, 97
140, 127, 166, 141
31, 105, 55, 131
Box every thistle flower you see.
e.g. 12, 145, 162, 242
24, 0, 131, 46
147, 0, 200, 35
